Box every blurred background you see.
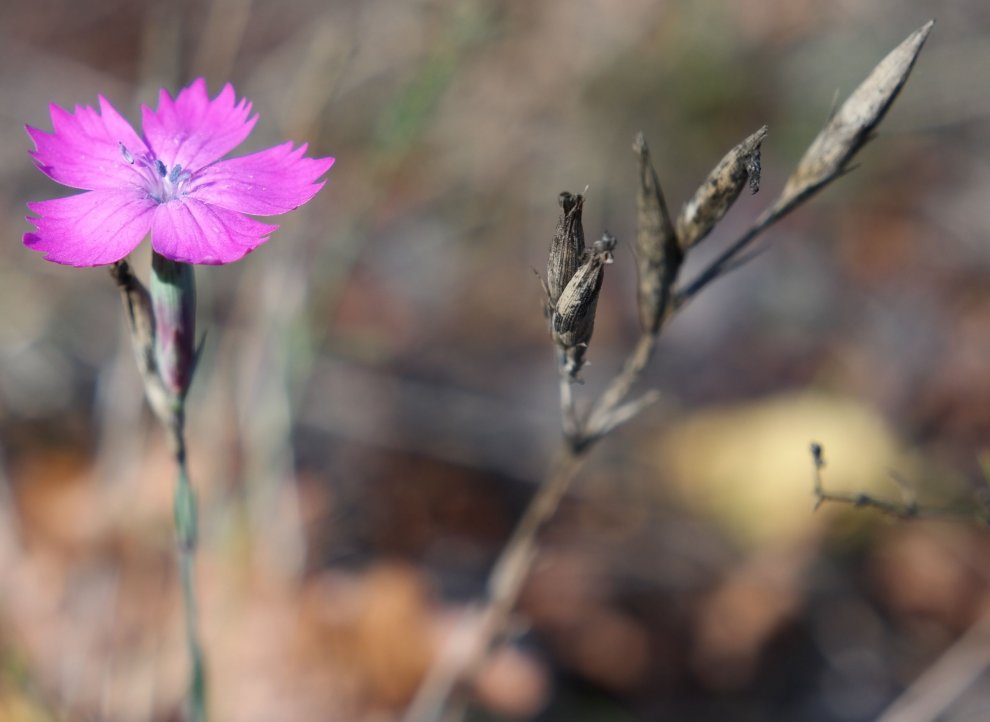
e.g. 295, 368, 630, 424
1, 1, 990, 720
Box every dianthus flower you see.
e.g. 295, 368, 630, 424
24, 78, 333, 266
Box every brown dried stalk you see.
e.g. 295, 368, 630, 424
402, 21, 934, 722
809, 443, 990, 525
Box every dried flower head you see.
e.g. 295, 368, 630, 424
24, 79, 334, 266
676, 125, 767, 250
774, 21, 933, 214
633, 134, 680, 334
552, 233, 615, 378
545, 191, 586, 310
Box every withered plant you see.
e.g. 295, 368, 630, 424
403, 21, 935, 722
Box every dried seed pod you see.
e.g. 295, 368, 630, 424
633, 133, 681, 333
546, 191, 585, 310
676, 125, 768, 250
552, 233, 615, 378
774, 20, 933, 214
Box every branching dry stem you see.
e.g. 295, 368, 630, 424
402, 21, 934, 722
585, 331, 659, 443
809, 443, 988, 525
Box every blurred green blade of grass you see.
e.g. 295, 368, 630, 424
373, 1, 494, 160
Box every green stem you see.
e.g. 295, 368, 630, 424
172, 419, 207, 722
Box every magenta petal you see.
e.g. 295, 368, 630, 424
28, 97, 149, 191
142, 79, 257, 171
24, 190, 155, 266
150, 198, 278, 265
25, 80, 331, 267
188, 142, 334, 216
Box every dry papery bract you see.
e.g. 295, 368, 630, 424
633, 133, 680, 334
402, 21, 934, 722
551, 232, 616, 379
775, 20, 934, 215
545, 191, 586, 311
675, 125, 767, 251
110, 261, 172, 429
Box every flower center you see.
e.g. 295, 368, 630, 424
120, 142, 191, 204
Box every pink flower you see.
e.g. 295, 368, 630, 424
24, 79, 334, 266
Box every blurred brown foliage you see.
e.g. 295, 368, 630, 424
2, 1, 990, 721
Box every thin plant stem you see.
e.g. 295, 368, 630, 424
809, 443, 988, 525
585, 331, 658, 442
170, 414, 207, 722
673, 211, 774, 306
403, 326, 663, 722
486, 451, 587, 608
559, 370, 577, 442
874, 609, 990, 722
401, 451, 586, 722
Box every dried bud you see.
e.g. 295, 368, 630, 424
552, 233, 615, 378
775, 20, 933, 214
633, 134, 681, 333
676, 125, 767, 250
111, 261, 172, 425
151, 252, 197, 404
110, 260, 156, 381
546, 191, 585, 310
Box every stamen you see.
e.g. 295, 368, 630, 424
119, 142, 134, 164
155, 159, 167, 177
169, 164, 183, 183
